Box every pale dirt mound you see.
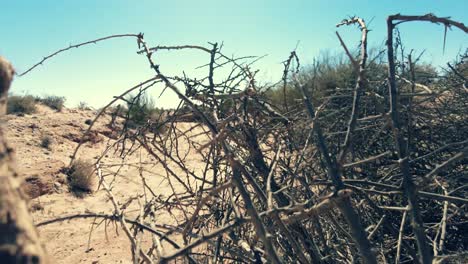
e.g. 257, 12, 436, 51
5, 105, 205, 263
6, 105, 111, 198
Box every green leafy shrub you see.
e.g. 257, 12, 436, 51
125, 92, 164, 128
77, 101, 90, 110
7, 95, 37, 114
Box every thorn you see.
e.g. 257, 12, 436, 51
442, 24, 448, 55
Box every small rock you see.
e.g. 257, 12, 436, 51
54, 182, 62, 189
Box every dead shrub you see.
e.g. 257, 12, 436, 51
40, 135, 53, 149
67, 159, 95, 194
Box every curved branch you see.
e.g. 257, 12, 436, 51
336, 16, 369, 165
18, 33, 141, 76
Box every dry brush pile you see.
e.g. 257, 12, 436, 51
7, 13, 468, 264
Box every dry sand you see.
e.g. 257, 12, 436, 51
5, 105, 208, 263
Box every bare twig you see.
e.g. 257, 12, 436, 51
18, 34, 141, 76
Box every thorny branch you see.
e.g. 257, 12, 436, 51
17, 13, 468, 264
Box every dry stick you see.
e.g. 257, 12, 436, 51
136, 137, 193, 194
334, 183, 419, 262
434, 179, 449, 255
69, 77, 161, 166
208, 43, 218, 95
390, 14, 468, 32
229, 166, 283, 264
141, 45, 212, 54
385, 13, 466, 264
159, 219, 245, 263
295, 27, 377, 258
36, 213, 231, 263
447, 62, 467, 81
313, 180, 468, 204
137, 36, 282, 264
18, 33, 141, 76
336, 16, 369, 165
280, 189, 353, 224
241, 125, 321, 263
15, 33, 161, 166
267, 146, 282, 210
281, 51, 299, 112
181, 181, 232, 239
138, 43, 258, 75
379, 206, 409, 212
395, 75, 433, 94
86, 217, 98, 252
271, 215, 310, 264
135, 198, 144, 264
36, 213, 215, 263
342, 151, 391, 168
410, 139, 468, 164
395, 208, 408, 264
263, 147, 312, 264
392, 15, 466, 261
417, 191, 468, 205
449, 184, 468, 196
95, 163, 154, 264
401, 55, 414, 154
423, 146, 468, 181
253, 97, 290, 124
447, 62, 468, 90
295, 80, 377, 264
335, 32, 358, 69
367, 214, 387, 240
387, 16, 432, 264
241, 125, 287, 206
148, 204, 165, 260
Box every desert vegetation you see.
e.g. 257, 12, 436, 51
123, 91, 165, 129
6, 94, 66, 114
1, 13, 467, 264
39, 135, 52, 149
7, 94, 37, 114
67, 159, 96, 194
36, 95, 66, 111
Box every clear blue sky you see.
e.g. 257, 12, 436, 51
1, 0, 466, 108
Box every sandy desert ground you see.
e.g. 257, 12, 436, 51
5, 104, 207, 263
